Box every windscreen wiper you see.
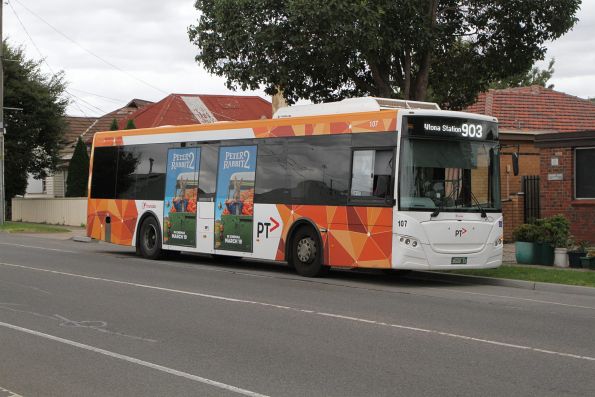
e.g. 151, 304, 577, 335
469, 190, 487, 218
430, 188, 456, 218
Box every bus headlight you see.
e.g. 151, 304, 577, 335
399, 235, 419, 248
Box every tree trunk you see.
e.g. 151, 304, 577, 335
412, 0, 438, 101
403, 52, 412, 99
369, 61, 393, 98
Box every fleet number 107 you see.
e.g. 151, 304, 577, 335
462, 124, 483, 138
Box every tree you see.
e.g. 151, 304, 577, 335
2, 40, 68, 202
124, 119, 136, 129
65, 137, 90, 197
490, 59, 556, 90
189, 0, 579, 109
110, 118, 119, 131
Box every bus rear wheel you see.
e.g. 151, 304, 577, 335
290, 226, 328, 277
138, 216, 162, 260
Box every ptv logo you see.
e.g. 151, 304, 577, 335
455, 228, 468, 237
257, 217, 280, 238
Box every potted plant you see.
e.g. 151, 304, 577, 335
512, 223, 539, 264
580, 249, 595, 270
542, 215, 570, 268
568, 240, 589, 268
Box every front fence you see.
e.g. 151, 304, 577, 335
11, 197, 87, 226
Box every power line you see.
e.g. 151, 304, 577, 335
68, 88, 126, 104
11, 0, 168, 95
8, 1, 106, 117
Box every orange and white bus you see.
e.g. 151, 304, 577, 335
87, 97, 503, 277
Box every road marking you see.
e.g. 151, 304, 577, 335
434, 288, 595, 310
0, 242, 76, 253
2, 262, 595, 363
0, 321, 268, 397
0, 385, 23, 397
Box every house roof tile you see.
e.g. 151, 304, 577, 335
120, 94, 272, 129
465, 85, 595, 133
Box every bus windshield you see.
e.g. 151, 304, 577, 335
399, 138, 501, 212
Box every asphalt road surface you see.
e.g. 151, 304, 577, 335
1, 232, 594, 396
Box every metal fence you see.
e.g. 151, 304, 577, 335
522, 175, 540, 223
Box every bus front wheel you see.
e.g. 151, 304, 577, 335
290, 226, 328, 277
138, 216, 162, 260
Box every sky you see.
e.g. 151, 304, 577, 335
3, 0, 595, 117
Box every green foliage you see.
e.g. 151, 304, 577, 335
124, 119, 136, 130
110, 118, 119, 131
189, 0, 579, 108
65, 137, 90, 197
2, 40, 68, 201
490, 59, 556, 90
512, 223, 540, 243
531, 215, 571, 248
447, 265, 595, 288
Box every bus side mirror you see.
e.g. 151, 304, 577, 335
512, 152, 519, 176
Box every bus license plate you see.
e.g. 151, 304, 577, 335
451, 257, 467, 265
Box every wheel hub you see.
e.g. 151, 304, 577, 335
296, 237, 316, 263
145, 225, 157, 250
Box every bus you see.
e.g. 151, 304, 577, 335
87, 97, 503, 277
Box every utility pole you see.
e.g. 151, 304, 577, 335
0, 0, 5, 225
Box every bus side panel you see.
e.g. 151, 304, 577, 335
273, 205, 393, 269
87, 199, 138, 246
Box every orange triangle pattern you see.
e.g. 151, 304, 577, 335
87, 199, 138, 245
253, 114, 397, 139
275, 205, 393, 269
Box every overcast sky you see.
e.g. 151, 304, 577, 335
4, 0, 595, 117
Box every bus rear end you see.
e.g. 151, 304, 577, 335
393, 111, 503, 270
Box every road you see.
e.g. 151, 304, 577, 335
0, 232, 594, 396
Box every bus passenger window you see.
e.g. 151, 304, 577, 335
350, 149, 393, 201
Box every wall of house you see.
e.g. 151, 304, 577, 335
11, 197, 87, 226
46, 171, 66, 198
499, 140, 540, 241
501, 194, 525, 241
499, 141, 541, 198
540, 147, 595, 243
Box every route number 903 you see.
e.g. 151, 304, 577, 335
461, 123, 483, 138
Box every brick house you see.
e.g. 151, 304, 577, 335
535, 131, 595, 242
466, 86, 595, 241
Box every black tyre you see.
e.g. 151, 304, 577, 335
290, 226, 328, 277
138, 216, 162, 259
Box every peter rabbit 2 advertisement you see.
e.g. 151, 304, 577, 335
214, 145, 256, 252
163, 148, 199, 247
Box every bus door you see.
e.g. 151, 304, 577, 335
213, 146, 257, 254
163, 147, 200, 248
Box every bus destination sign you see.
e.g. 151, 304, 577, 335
405, 116, 497, 141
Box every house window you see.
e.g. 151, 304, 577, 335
575, 147, 595, 199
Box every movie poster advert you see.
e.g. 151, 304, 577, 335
214, 145, 256, 252
163, 148, 200, 247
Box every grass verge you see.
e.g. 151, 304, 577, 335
445, 264, 595, 287
0, 221, 70, 234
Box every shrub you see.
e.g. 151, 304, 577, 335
512, 223, 539, 242
539, 214, 570, 248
